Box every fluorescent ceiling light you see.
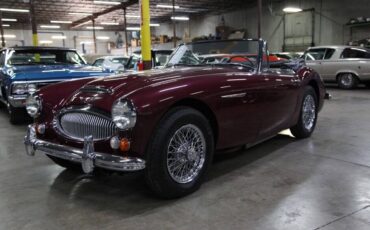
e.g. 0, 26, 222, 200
283, 7, 303, 13
2, 18, 17, 22
40, 25, 60, 29
97, 36, 110, 40
69, 12, 93, 16
51, 35, 67, 39
0, 8, 29, 13
50, 20, 72, 24
2, 24, 10, 27
39, 40, 53, 44
86, 26, 104, 30
100, 22, 119, 25
171, 16, 189, 21
150, 23, 160, 27
126, 15, 140, 18
94, 0, 122, 5
157, 4, 180, 9
0, 34, 16, 38
126, 27, 140, 31
80, 41, 93, 45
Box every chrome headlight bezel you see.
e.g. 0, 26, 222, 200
111, 99, 137, 130
11, 83, 28, 95
25, 95, 42, 118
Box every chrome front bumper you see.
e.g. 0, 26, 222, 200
8, 95, 28, 108
24, 125, 146, 173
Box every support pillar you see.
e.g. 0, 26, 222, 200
123, 7, 129, 55
140, 0, 152, 70
92, 18, 97, 54
30, 0, 38, 46
0, 12, 5, 47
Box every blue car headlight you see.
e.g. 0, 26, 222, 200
25, 95, 42, 118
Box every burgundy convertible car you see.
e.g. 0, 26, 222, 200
24, 39, 325, 198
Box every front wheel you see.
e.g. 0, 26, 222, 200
145, 107, 214, 199
290, 86, 318, 139
8, 104, 26, 124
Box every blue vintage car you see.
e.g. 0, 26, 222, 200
0, 46, 111, 123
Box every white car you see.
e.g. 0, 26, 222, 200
303, 46, 370, 89
92, 56, 130, 72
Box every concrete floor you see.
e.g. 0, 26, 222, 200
0, 87, 370, 230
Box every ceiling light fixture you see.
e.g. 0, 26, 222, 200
171, 16, 189, 21
50, 20, 72, 24
86, 26, 104, 30
2, 24, 10, 27
126, 27, 141, 31
0, 34, 16, 38
97, 36, 110, 40
0, 8, 29, 13
157, 4, 180, 9
68, 12, 93, 16
282, 7, 303, 13
150, 23, 160, 27
51, 35, 67, 39
1, 18, 17, 22
40, 25, 60, 29
125, 15, 140, 18
100, 22, 119, 25
94, 0, 122, 5
39, 40, 53, 44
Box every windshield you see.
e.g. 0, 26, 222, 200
166, 40, 261, 69
111, 57, 129, 65
7, 49, 86, 65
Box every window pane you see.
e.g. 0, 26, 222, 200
324, 49, 335, 59
304, 49, 326, 60
341, 48, 370, 59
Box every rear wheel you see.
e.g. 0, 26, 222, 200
337, 73, 358, 89
145, 107, 214, 199
290, 86, 318, 139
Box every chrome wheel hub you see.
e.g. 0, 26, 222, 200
302, 95, 316, 131
167, 124, 206, 184
340, 74, 353, 86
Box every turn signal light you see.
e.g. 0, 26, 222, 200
119, 138, 130, 152
36, 124, 45, 134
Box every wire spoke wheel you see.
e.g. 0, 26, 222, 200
167, 124, 206, 184
302, 94, 316, 131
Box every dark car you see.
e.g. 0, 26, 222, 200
24, 39, 325, 198
0, 47, 111, 123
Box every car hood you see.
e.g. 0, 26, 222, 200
63, 66, 238, 109
9, 64, 110, 81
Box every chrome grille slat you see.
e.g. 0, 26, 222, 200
57, 111, 116, 141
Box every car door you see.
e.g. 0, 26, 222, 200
316, 48, 337, 81
256, 69, 301, 139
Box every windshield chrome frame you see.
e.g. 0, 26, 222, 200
165, 38, 266, 74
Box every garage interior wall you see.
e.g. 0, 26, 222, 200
154, 0, 370, 51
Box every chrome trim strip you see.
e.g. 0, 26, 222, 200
11, 79, 69, 84
24, 125, 145, 172
221, 92, 247, 98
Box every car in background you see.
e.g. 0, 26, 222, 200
133, 49, 173, 68
92, 56, 130, 72
303, 46, 370, 89
272, 52, 304, 60
0, 46, 111, 124
24, 39, 325, 198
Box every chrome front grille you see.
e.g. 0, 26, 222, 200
57, 111, 116, 141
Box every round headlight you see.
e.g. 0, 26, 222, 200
28, 84, 37, 95
25, 95, 42, 118
12, 84, 28, 95
111, 99, 136, 130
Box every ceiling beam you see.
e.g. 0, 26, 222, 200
70, 0, 138, 29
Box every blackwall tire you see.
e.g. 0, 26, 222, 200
290, 86, 318, 139
145, 107, 214, 199
337, 73, 358, 89
8, 104, 26, 125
